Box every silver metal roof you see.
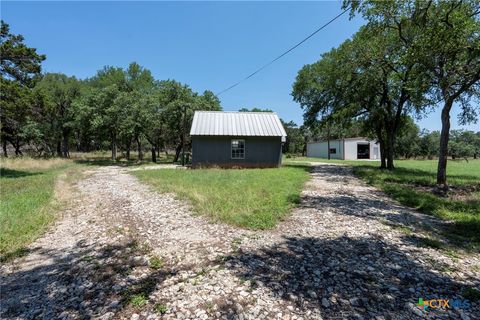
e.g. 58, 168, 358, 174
190, 111, 287, 140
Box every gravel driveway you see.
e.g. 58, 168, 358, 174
1, 164, 479, 320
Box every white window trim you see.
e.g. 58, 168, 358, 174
231, 139, 245, 160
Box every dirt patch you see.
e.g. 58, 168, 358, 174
406, 182, 480, 201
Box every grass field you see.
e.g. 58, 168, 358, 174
133, 164, 311, 229
0, 158, 86, 261
3, 153, 477, 259
0, 151, 178, 261
287, 157, 480, 247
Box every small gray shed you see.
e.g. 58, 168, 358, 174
307, 137, 381, 160
190, 111, 287, 168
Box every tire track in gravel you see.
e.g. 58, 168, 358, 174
1, 164, 478, 320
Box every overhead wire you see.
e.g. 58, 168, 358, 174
216, 7, 350, 96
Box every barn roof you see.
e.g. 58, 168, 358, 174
190, 111, 287, 140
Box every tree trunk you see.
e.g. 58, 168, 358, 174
327, 139, 331, 160
437, 100, 453, 187
375, 125, 386, 169
151, 146, 157, 163
386, 133, 395, 170
62, 129, 69, 158
327, 123, 331, 160
380, 142, 387, 169
126, 139, 131, 160
174, 142, 182, 163
111, 139, 117, 162
13, 138, 22, 156
302, 137, 307, 156
57, 140, 62, 157
2, 139, 7, 157
136, 136, 143, 161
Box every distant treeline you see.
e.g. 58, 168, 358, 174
1, 19, 478, 165
1, 21, 220, 162
280, 116, 480, 160
291, 1, 479, 186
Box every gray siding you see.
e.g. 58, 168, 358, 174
307, 138, 381, 160
307, 140, 344, 159
192, 136, 282, 167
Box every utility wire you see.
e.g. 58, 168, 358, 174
216, 7, 350, 96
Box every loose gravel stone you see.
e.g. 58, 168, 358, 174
1, 164, 479, 320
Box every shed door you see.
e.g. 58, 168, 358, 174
357, 143, 370, 159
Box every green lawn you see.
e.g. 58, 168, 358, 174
288, 157, 480, 247
0, 158, 85, 261
132, 164, 311, 229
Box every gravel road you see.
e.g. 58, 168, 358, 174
1, 164, 478, 320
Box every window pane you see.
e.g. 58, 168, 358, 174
231, 139, 245, 159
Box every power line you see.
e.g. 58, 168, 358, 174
216, 7, 350, 96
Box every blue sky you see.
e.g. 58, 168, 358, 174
2, 1, 477, 131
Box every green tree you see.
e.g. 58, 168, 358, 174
394, 116, 421, 159
420, 1, 480, 185
77, 63, 156, 161
449, 130, 478, 160
418, 130, 440, 160
82, 82, 123, 160
281, 120, 303, 155
345, 0, 480, 185
124, 63, 155, 160
293, 24, 429, 168
0, 20, 45, 156
34, 73, 81, 157
238, 107, 273, 112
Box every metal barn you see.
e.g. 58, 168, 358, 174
307, 137, 381, 160
190, 111, 287, 168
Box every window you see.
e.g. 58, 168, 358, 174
329, 148, 336, 154
231, 139, 245, 159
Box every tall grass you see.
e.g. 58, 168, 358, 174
133, 164, 311, 229
0, 158, 85, 260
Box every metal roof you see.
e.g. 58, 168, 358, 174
190, 111, 287, 139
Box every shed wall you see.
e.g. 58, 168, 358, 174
344, 139, 359, 160
306, 140, 344, 159
307, 138, 381, 160
344, 138, 381, 160
192, 136, 282, 167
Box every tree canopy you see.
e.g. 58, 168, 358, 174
344, 0, 480, 183
293, 0, 479, 182
1, 20, 46, 155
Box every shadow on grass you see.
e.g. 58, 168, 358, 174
0, 239, 183, 319
282, 162, 312, 172
226, 235, 479, 319
340, 165, 480, 249
354, 165, 480, 186
73, 158, 142, 167
73, 157, 177, 168
0, 168, 42, 179
0, 247, 31, 263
